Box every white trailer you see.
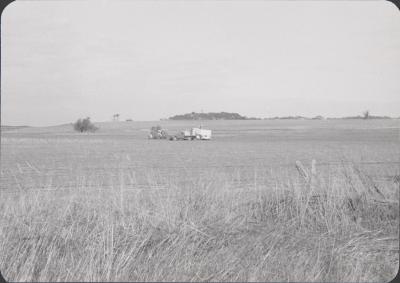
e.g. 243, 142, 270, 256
191, 128, 212, 140
164, 126, 212, 141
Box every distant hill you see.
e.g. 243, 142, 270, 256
328, 115, 393, 120
264, 115, 394, 120
264, 116, 311, 120
169, 112, 261, 120
1, 125, 30, 131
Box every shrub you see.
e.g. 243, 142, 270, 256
73, 117, 98, 133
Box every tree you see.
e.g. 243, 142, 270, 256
73, 117, 98, 133
113, 114, 120, 121
363, 110, 370, 120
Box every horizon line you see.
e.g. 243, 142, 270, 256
2, 115, 399, 128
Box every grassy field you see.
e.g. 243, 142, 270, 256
0, 119, 399, 282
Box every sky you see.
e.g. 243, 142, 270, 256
1, 0, 400, 126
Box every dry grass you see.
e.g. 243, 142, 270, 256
0, 161, 398, 282
0, 120, 399, 282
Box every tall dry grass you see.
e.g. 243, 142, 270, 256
0, 161, 398, 282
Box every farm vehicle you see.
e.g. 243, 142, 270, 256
148, 125, 169, 139
148, 126, 212, 140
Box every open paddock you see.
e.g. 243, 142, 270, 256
0, 119, 399, 281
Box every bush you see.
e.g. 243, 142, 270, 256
73, 117, 98, 133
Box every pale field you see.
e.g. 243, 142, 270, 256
0, 119, 399, 282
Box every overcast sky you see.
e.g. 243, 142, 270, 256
1, 0, 399, 126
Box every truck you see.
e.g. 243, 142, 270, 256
148, 126, 212, 141
174, 127, 212, 140
148, 125, 212, 140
